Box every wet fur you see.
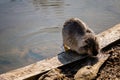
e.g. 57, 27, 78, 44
62, 18, 100, 56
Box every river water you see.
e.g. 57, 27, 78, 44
0, 0, 120, 74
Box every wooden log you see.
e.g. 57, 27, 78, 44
0, 24, 120, 80
97, 24, 120, 48
74, 52, 110, 80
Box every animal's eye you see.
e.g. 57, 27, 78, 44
83, 45, 89, 49
85, 39, 89, 43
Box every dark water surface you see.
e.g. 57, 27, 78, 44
0, 0, 120, 74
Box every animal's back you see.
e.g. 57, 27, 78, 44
62, 18, 90, 51
62, 18, 99, 55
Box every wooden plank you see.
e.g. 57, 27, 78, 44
0, 24, 120, 80
74, 51, 110, 80
97, 24, 120, 48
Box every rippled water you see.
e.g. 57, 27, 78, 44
0, 0, 120, 74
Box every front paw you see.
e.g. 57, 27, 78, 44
63, 44, 70, 51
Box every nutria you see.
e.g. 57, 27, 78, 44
62, 18, 100, 56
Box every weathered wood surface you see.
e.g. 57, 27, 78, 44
97, 24, 120, 48
74, 52, 110, 80
0, 24, 120, 80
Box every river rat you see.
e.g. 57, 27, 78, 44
62, 18, 100, 56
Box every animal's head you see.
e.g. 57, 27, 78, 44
78, 34, 100, 56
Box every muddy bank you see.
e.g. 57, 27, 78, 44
38, 43, 120, 80
97, 44, 120, 80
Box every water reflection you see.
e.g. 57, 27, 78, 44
10, 0, 23, 2
0, 0, 120, 74
32, 0, 64, 7
32, 0, 65, 17
0, 26, 62, 73
11, 0, 15, 1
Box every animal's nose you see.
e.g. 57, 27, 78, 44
92, 50, 98, 56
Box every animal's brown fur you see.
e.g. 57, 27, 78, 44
62, 18, 100, 56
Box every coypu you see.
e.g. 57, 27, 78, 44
62, 18, 100, 56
